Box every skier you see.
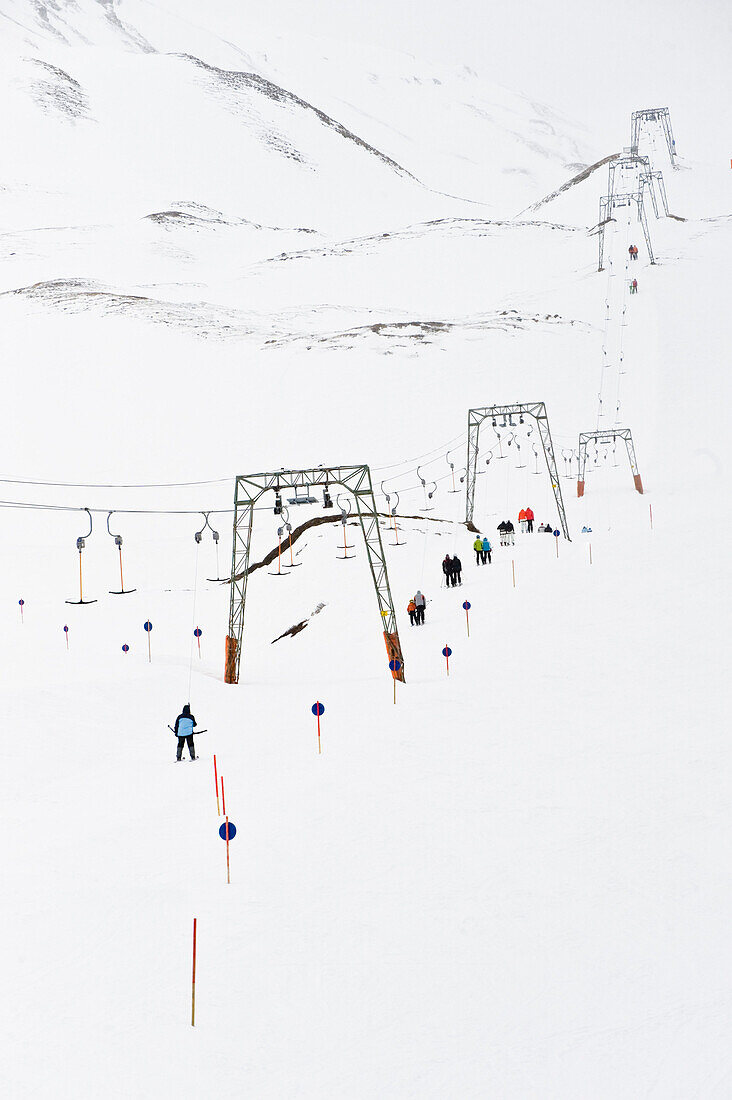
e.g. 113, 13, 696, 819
173, 703, 197, 762
630, 278, 638, 295
414, 590, 426, 625
442, 554, 453, 587
497, 520, 507, 547
525, 506, 534, 533
633, 244, 639, 260
452, 554, 463, 586
518, 508, 527, 534
407, 598, 417, 626
628, 244, 634, 261
473, 536, 484, 565
482, 536, 492, 564
505, 520, 515, 546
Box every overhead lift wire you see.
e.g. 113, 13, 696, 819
0, 475, 233, 489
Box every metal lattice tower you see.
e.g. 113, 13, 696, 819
465, 403, 570, 540
630, 108, 677, 165
576, 429, 643, 496
608, 153, 669, 217
225, 465, 404, 685
597, 189, 654, 272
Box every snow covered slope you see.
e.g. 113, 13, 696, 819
0, 2, 730, 1097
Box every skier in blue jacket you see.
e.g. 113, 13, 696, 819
481, 536, 492, 564
174, 703, 197, 761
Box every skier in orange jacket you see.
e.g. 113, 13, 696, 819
518, 508, 528, 534
525, 506, 534, 533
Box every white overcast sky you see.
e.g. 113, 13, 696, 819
229, 0, 732, 151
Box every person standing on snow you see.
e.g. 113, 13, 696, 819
482, 536, 492, 564
497, 520, 507, 547
525, 506, 534, 533
442, 554, 453, 587
452, 554, 463, 586
505, 520, 515, 546
407, 598, 417, 626
473, 536, 484, 565
414, 590, 426, 625
173, 703, 198, 762
518, 508, 527, 534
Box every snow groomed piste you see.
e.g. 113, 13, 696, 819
5, 21, 730, 1088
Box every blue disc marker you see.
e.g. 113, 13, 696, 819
311, 702, 325, 717
219, 822, 237, 840
389, 658, 402, 672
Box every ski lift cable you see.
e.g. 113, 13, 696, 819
0, 474, 233, 489
373, 431, 467, 474
613, 211, 634, 426
596, 219, 616, 431
0, 499, 235, 515
188, 538, 201, 701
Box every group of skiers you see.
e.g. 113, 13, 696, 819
497, 520, 515, 546
407, 590, 427, 626
628, 244, 639, 260
442, 554, 463, 586
518, 507, 535, 533
472, 536, 492, 564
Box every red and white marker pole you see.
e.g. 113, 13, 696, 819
191, 918, 197, 1026
213, 754, 220, 815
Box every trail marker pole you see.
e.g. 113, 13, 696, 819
213, 754, 220, 815
442, 645, 452, 676
63, 625, 69, 649
122, 644, 129, 654
221, 776, 226, 817
144, 620, 152, 663
463, 601, 471, 637
649, 504, 653, 530
191, 918, 197, 1026
19, 599, 24, 623
219, 820, 236, 885
311, 702, 325, 753
389, 659, 402, 703
589, 543, 593, 565
512, 560, 516, 588
554, 529, 560, 558
194, 627, 202, 658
